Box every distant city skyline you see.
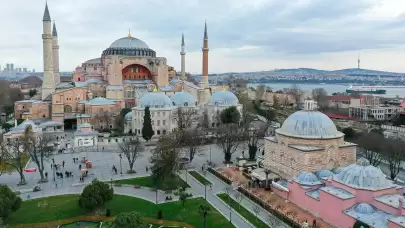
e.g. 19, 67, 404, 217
1, 0, 405, 73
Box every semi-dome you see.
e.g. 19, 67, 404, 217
102, 35, 156, 58
125, 112, 132, 121
295, 171, 322, 186
276, 110, 344, 139
209, 91, 239, 106
170, 92, 197, 107
109, 36, 150, 49
335, 158, 392, 190
138, 92, 173, 108
315, 170, 333, 179
354, 203, 376, 214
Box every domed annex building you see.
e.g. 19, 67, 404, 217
263, 108, 356, 178
11, 3, 229, 137
271, 158, 405, 228
264, 107, 405, 227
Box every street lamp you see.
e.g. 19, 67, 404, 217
119, 153, 123, 175
204, 184, 207, 200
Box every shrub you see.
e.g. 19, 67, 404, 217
79, 179, 114, 210
0, 185, 22, 219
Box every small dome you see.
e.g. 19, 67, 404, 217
315, 170, 333, 179
295, 171, 322, 186
335, 158, 392, 189
354, 203, 376, 214
109, 36, 149, 49
125, 112, 132, 121
170, 92, 196, 107
276, 110, 344, 139
138, 92, 173, 108
209, 91, 239, 106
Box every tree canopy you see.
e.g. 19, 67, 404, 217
79, 179, 114, 210
141, 106, 154, 141
112, 211, 144, 228
220, 106, 240, 124
0, 185, 22, 219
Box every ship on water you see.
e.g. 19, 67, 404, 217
346, 85, 387, 94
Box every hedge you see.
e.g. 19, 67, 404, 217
207, 168, 232, 184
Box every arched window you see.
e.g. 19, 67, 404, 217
64, 105, 72, 113
157, 120, 160, 126
184, 102, 188, 107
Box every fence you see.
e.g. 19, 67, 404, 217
15, 215, 194, 228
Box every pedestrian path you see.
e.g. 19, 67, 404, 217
179, 171, 254, 228
200, 170, 290, 228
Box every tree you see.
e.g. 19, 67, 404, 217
384, 139, 405, 180
172, 107, 198, 137
0, 185, 22, 219
141, 106, 154, 141
234, 192, 243, 209
286, 84, 303, 108
311, 88, 329, 111
215, 124, 244, 163
199, 204, 211, 228
1, 139, 27, 185
179, 191, 190, 207
0, 218, 11, 228
255, 84, 266, 102
220, 106, 240, 124
181, 127, 205, 162
1, 123, 12, 132
342, 127, 356, 141
118, 137, 144, 173
79, 179, 114, 210
355, 133, 384, 167
94, 110, 114, 130
272, 94, 280, 109
115, 108, 131, 134
112, 211, 144, 228
28, 89, 37, 98
252, 205, 261, 222
25, 135, 54, 183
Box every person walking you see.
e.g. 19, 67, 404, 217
62, 161, 65, 168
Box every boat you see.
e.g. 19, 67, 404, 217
346, 85, 386, 94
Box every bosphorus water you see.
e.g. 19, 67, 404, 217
248, 83, 405, 98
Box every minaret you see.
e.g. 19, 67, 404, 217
201, 21, 209, 88
357, 53, 360, 69
41, 3, 55, 100
180, 33, 186, 80
52, 21, 60, 85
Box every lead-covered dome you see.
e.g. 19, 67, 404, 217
138, 92, 173, 109
125, 112, 132, 121
276, 110, 343, 139
354, 203, 376, 214
295, 171, 322, 186
209, 91, 239, 106
170, 92, 197, 107
335, 158, 392, 190
102, 35, 156, 58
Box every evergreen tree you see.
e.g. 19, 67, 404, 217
142, 106, 154, 141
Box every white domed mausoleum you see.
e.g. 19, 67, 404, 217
263, 108, 357, 178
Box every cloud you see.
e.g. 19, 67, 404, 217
1, 0, 405, 73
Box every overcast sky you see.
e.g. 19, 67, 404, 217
1, 0, 405, 73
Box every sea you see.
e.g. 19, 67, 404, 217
248, 83, 405, 98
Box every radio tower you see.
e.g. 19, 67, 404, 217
357, 53, 360, 69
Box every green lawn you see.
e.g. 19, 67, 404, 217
217, 193, 269, 228
115, 175, 190, 191
63, 221, 100, 228
8, 194, 234, 228
188, 171, 211, 185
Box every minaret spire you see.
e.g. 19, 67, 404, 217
204, 20, 208, 40
52, 20, 60, 85
42, 2, 55, 100
180, 33, 186, 80
201, 20, 209, 88
52, 21, 58, 37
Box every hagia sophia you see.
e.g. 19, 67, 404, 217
6, 3, 235, 139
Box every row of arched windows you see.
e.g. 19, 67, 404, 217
102, 48, 156, 57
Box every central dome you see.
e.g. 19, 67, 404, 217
109, 36, 150, 49
276, 110, 343, 139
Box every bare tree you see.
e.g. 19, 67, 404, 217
384, 139, 405, 180
215, 124, 244, 163
181, 127, 205, 162
252, 205, 261, 222
312, 88, 329, 112
118, 137, 144, 173
1, 140, 27, 185
94, 110, 114, 130
272, 94, 280, 109
355, 133, 384, 166
25, 135, 54, 183
255, 84, 266, 102
286, 84, 303, 108
234, 191, 243, 209
173, 107, 198, 132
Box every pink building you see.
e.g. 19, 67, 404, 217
272, 158, 405, 228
